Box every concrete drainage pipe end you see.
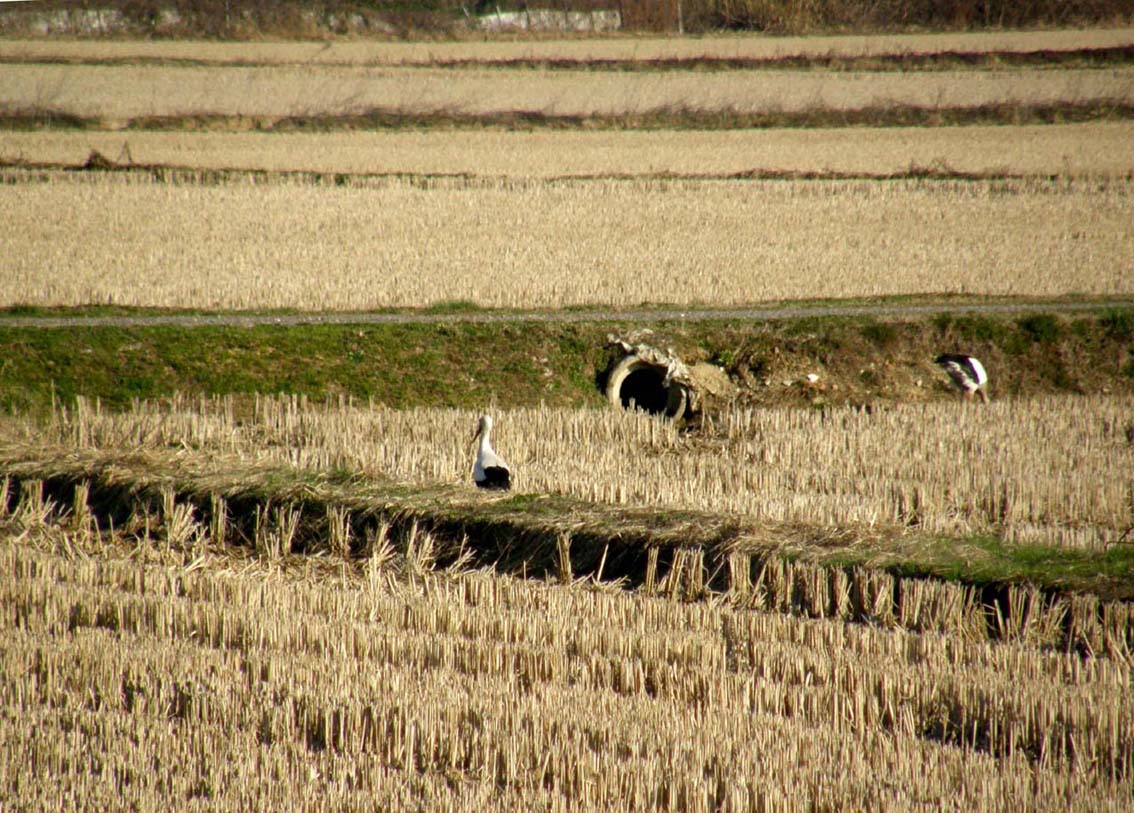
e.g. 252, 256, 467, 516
605, 355, 688, 420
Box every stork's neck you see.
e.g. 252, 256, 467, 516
478, 430, 493, 455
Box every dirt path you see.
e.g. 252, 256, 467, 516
1, 300, 1129, 330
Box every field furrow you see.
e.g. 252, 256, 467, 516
25, 393, 1134, 551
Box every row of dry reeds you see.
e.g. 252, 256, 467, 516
5, 123, 1134, 179
3, 172, 1132, 309
39, 393, 1134, 551
1, 511, 1131, 812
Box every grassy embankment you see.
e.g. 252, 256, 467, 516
2, 304, 1132, 415
5, 441, 1134, 606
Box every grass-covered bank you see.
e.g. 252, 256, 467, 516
1, 304, 1132, 416
0, 320, 604, 415
3, 442, 1133, 614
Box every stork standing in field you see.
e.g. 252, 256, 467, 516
472, 414, 511, 490
935, 354, 989, 402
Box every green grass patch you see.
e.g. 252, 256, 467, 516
860, 320, 900, 346
1101, 307, 1134, 341
1017, 312, 1063, 343
888, 534, 1134, 597
946, 314, 1010, 344
423, 299, 483, 315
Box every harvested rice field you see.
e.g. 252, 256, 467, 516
2, 172, 1131, 310
4, 62, 1133, 121
3, 20, 1134, 813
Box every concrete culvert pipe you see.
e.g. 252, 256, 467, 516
606, 355, 688, 420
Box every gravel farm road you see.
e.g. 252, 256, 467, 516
0, 300, 1130, 330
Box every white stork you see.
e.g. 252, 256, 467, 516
935, 354, 989, 402
472, 414, 511, 490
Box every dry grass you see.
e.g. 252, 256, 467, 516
29, 393, 1134, 550
4, 122, 1134, 178
2, 519, 1131, 811
2, 171, 1131, 310
2, 28, 1133, 66
4, 62, 1133, 120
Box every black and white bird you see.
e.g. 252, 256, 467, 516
935, 354, 989, 402
472, 414, 511, 490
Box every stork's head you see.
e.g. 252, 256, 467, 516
474, 414, 493, 441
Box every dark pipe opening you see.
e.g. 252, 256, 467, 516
619, 367, 669, 415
